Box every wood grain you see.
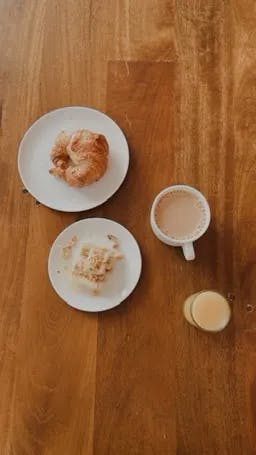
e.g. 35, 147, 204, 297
0, 1, 256, 453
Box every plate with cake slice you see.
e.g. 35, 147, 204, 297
48, 218, 142, 312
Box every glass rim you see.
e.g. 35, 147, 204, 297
190, 290, 231, 332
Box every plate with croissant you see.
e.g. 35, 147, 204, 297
48, 218, 142, 312
18, 107, 129, 211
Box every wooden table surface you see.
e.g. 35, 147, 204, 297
1, 1, 256, 453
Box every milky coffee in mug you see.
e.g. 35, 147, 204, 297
150, 185, 211, 260
155, 190, 206, 240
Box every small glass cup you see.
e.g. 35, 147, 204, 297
183, 291, 231, 332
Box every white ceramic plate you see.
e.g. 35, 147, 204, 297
48, 218, 142, 312
18, 107, 129, 211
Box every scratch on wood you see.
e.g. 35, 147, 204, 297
0, 102, 2, 132
244, 327, 256, 333
125, 61, 130, 77
125, 112, 132, 130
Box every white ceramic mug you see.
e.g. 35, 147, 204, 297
150, 185, 211, 261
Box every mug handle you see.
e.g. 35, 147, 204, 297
182, 242, 195, 261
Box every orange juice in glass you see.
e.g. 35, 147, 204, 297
183, 291, 231, 332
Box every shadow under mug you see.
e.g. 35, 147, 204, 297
150, 185, 211, 261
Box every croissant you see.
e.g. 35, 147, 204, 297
49, 129, 109, 187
